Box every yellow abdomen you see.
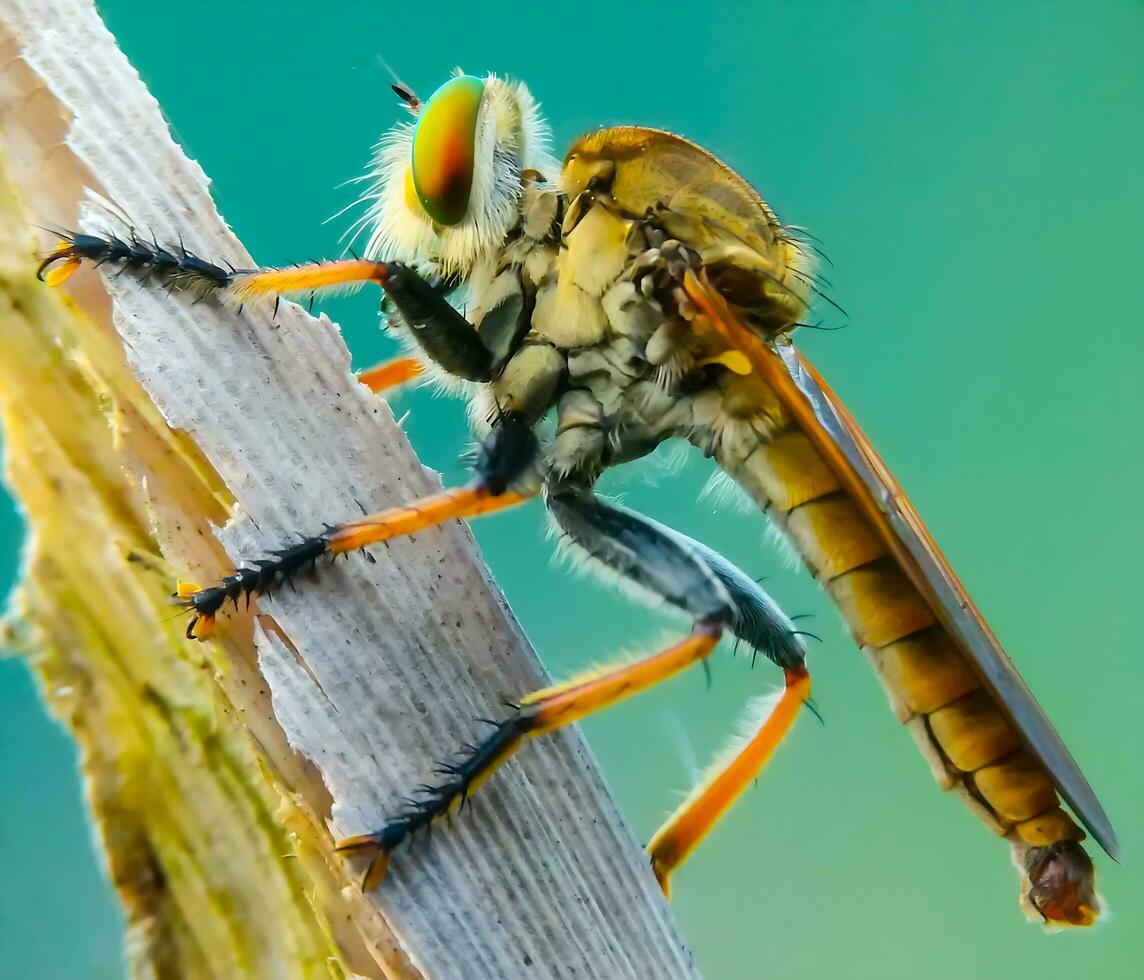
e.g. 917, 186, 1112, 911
713, 408, 1099, 926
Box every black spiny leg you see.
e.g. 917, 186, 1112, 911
41, 230, 544, 640
177, 415, 539, 639
336, 486, 809, 889
175, 535, 330, 640
38, 232, 508, 381
337, 716, 534, 889
38, 230, 234, 292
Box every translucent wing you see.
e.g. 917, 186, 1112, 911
684, 271, 1118, 859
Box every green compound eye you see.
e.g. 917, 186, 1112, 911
411, 75, 485, 226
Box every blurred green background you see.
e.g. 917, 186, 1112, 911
2, 2, 1142, 977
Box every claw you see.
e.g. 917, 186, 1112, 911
336, 832, 392, 891
362, 851, 391, 891
189, 613, 216, 640
335, 832, 382, 853
651, 854, 673, 900
175, 580, 215, 639
175, 579, 203, 599
40, 250, 81, 286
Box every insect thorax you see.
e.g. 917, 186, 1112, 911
444, 175, 799, 491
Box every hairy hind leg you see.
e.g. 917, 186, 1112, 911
337, 486, 809, 890
338, 626, 723, 889
648, 665, 811, 896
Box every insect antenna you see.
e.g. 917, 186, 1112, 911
379, 55, 420, 113
326, 67, 410, 252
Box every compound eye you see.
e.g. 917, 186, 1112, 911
411, 75, 485, 226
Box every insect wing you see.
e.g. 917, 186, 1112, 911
683, 271, 1117, 858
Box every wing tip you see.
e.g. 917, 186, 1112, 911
1072, 791, 1119, 861
1095, 822, 1121, 863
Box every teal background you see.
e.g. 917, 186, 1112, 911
2, 2, 1142, 977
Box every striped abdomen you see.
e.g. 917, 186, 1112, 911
709, 408, 1101, 926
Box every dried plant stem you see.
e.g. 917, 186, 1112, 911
0, 1, 695, 977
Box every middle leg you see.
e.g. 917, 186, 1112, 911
357, 356, 423, 393
179, 412, 539, 638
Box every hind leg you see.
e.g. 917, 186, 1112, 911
338, 486, 810, 890
647, 665, 810, 896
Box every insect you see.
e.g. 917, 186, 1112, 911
39, 70, 1116, 927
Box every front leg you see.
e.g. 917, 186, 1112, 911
38, 232, 495, 381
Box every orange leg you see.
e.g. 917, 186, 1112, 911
338, 487, 810, 891
356, 356, 424, 393
647, 666, 811, 896
326, 486, 529, 554
38, 230, 392, 300
228, 258, 390, 301
179, 412, 538, 639
179, 485, 530, 639
38, 233, 498, 385
336, 628, 722, 889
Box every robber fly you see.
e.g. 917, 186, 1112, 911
39, 70, 1116, 927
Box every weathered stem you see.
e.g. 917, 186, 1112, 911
0, 1, 695, 976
